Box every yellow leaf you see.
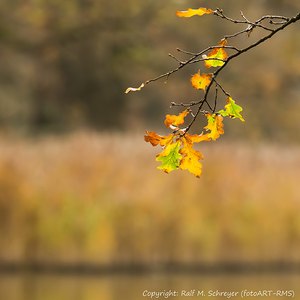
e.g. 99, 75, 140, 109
204, 40, 228, 68
179, 137, 203, 177
164, 110, 189, 128
125, 83, 145, 94
144, 131, 173, 147
191, 71, 212, 91
176, 8, 214, 18
204, 114, 224, 141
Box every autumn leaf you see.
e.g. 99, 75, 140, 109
176, 8, 214, 18
144, 131, 174, 146
156, 141, 182, 173
218, 97, 245, 122
125, 83, 145, 94
145, 128, 210, 177
185, 133, 211, 143
164, 110, 189, 128
191, 71, 212, 91
204, 40, 228, 68
179, 137, 203, 177
204, 113, 224, 140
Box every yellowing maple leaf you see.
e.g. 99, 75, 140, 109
144, 131, 174, 146
176, 8, 214, 18
164, 110, 189, 128
218, 97, 245, 122
156, 141, 182, 173
191, 71, 212, 91
204, 40, 228, 68
204, 114, 224, 140
179, 138, 203, 177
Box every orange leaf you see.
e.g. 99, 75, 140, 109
179, 137, 203, 177
204, 114, 224, 141
191, 71, 212, 91
164, 110, 189, 128
176, 8, 214, 18
218, 39, 228, 48
144, 131, 173, 147
185, 133, 211, 143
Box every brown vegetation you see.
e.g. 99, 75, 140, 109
0, 133, 299, 266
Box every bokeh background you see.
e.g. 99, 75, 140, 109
0, 0, 300, 299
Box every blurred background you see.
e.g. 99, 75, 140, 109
0, 0, 300, 299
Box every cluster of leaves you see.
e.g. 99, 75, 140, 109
145, 95, 243, 177
126, 5, 300, 177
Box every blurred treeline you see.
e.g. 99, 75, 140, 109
0, 0, 299, 140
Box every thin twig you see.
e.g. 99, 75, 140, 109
176, 48, 197, 56
213, 85, 218, 112
213, 79, 230, 97
168, 53, 183, 64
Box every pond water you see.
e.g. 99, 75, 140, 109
0, 273, 299, 300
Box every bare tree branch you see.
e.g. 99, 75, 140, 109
136, 10, 300, 134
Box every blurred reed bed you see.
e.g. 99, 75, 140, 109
0, 132, 299, 265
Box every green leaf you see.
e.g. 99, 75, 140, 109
218, 97, 245, 122
156, 141, 182, 173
